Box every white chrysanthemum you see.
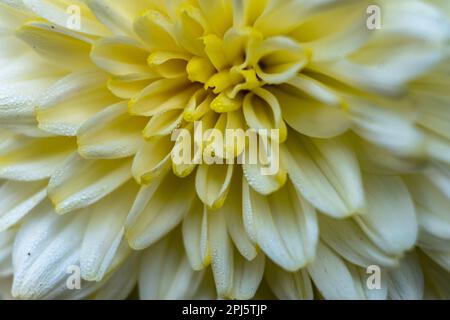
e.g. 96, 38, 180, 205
0, 0, 449, 300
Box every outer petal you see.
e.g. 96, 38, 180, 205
243, 178, 318, 271
387, 252, 424, 300
37, 70, 118, 136
354, 174, 418, 256
80, 181, 138, 281
48, 153, 132, 214
0, 180, 47, 230
126, 173, 196, 250
282, 133, 364, 218
265, 261, 313, 300
11, 201, 99, 299
139, 233, 205, 300
77, 101, 146, 159
0, 136, 76, 181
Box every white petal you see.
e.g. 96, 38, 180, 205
12, 200, 92, 299
243, 178, 318, 271
48, 153, 132, 214
80, 181, 138, 281
282, 133, 364, 218
207, 208, 234, 297
307, 242, 364, 300
265, 261, 313, 300
224, 177, 257, 261
126, 173, 196, 250
77, 101, 146, 159
0, 136, 75, 181
23, 0, 110, 36
0, 229, 15, 278
139, 233, 205, 300
196, 164, 234, 210
405, 174, 450, 240
0, 180, 47, 230
228, 251, 265, 300
182, 199, 209, 271
319, 215, 399, 268
91, 254, 139, 300
91, 36, 152, 76
355, 174, 418, 256
387, 252, 424, 300
37, 70, 118, 136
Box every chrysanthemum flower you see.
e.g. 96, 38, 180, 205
0, 0, 449, 300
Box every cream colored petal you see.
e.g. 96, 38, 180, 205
254, 0, 357, 36
86, 0, 164, 36
182, 199, 209, 270
148, 51, 190, 79
248, 36, 310, 84
37, 70, 118, 136
422, 248, 450, 273
11, 200, 93, 299
48, 153, 132, 214
126, 173, 196, 250
0, 229, 15, 279
424, 132, 450, 164
421, 252, 450, 299
195, 164, 233, 210
354, 174, 418, 256
275, 89, 350, 139
91, 253, 139, 300
0, 180, 47, 231
129, 78, 195, 117
133, 9, 181, 52
243, 88, 287, 141
346, 97, 425, 157
171, 122, 199, 178
243, 179, 318, 271
307, 242, 364, 300
80, 181, 138, 282
107, 73, 158, 99
319, 215, 399, 268
425, 162, 450, 199
282, 133, 364, 218
387, 252, 424, 300
207, 208, 233, 297
0, 136, 76, 181
143, 108, 184, 140
0, 52, 62, 133
224, 176, 257, 261
23, 0, 110, 36
405, 174, 450, 240
228, 251, 265, 300
310, 1, 449, 95
283, 74, 344, 106
131, 136, 173, 184
290, 2, 369, 50
241, 117, 286, 195
265, 260, 313, 300
139, 233, 205, 300
77, 101, 146, 159
91, 36, 152, 76
16, 21, 93, 70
